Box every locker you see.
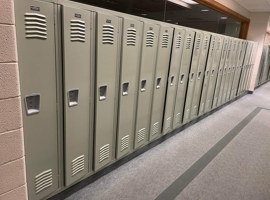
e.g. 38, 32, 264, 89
183, 32, 210, 124
163, 28, 186, 134
197, 35, 216, 116
217, 38, 232, 106
134, 21, 160, 149
149, 25, 173, 141
204, 35, 224, 112
94, 12, 121, 170
212, 38, 229, 109
62, 6, 93, 185
116, 18, 143, 159
14, 0, 59, 199
173, 30, 195, 129
244, 43, 256, 90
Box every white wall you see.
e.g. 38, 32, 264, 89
215, 0, 251, 18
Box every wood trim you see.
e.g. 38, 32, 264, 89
194, 0, 250, 39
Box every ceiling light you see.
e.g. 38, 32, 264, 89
201, 9, 209, 12
141, 13, 147, 16
220, 16, 228, 19
180, 0, 198, 4
166, 19, 172, 22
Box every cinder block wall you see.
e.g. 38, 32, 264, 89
0, 0, 28, 199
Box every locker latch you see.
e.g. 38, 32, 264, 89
99, 85, 107, 101
170, 76, 174, 86
68, 89, 79, 107
190, 73, 194, 81
180, 74, 184, 84
122, 82, 129, 96
141, 80, 146, 92
156, 78, 161, 89
25, 94, 40, 115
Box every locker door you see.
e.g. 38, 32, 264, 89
198, 35, 216, 116
204, 35, 224, 112
163, 28, 186, 134
116, 18, 143, 159
218, 39, 232, 106
149, 25, 173, 141
173, 30, 195, 129
236, 41, 248, 96
14, 0, 59, 199
134, 22, 159, 149
183, 31, 206, 124
212, 38, 228, 109
245, 43, 256, 90
94, 13, 121, 170
62, 6, 92, 186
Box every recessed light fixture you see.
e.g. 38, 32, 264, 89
220, 16, 228, 19
181, 0, 198, 4
166, 19, 172, 22
201, 9, 209, 12
141, 13, 147, 16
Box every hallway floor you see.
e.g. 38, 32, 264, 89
66, 82, 270, 200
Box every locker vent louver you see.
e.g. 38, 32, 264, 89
176, 34, 182, 48
196, 37, 201, 49
204, 39, 208, 49
175, 113, 181, 124
166, 117, 171, 130
127, 28, 136, 46
99, 144, 110, 163
24, 13, 47, 40
121, 135, 129, 151
71, 155, 85, 176
186, 36, 192, 49
102, 24, 114, 45
152, 122, 159, 135
138, 128, 145, 142
146, 31, 154, 47
35, 169, 53, 194
70, 20, 86, 42
162, 33, 169, 48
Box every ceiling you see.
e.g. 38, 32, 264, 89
233, 0, 270, 12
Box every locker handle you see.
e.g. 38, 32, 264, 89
211, 70, 214, 76
170, 76, 174, 86
122, 82, 129, 96
156, 78, 161, 89
180, 74, 184, 84
99, 85, 107, 101
141, 80, 147, 92
206, 71, 209, 76
68, 89, 79, 107
25, 93, 40, 115
190, 73, 194, 81
198, 72, 201, 80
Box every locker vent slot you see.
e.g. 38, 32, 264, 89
166, 117, 171, 130
138, 128, 145, 143
152, 122, 159, 135
186, 36, 192, 49
127, 28, 136, 46
162, 33, 169, 48
102, 24, 114, 45
175, 34, 182, 48
196, 37, 201, 49
146, 31, 154, 47
71, 155, 85, 176
24, 13, 47, 40
121, 135, 129, 151
70, 19, 86, 42
217, 41, 221, 50
175, 113, 181, 124
35, 169, 53, 194
99, 144, 110, 163
204, 39, 208, 49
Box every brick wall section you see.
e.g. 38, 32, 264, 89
0, 0, 28, 199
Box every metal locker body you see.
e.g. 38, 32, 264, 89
116, 18, 143, 159
245, 43, 256, 90
14, 0, 59, 199
204, 35, 224, 112
212, 38, 229, 109
173, 30, 195, 129
197, 35, 216, 116
183, 31, 207, 124
149, 25, 173, 141
62, 6, 92, 186
134, 22, 159, 149
94, 12, 121, 170
217, 39, 232, 106
163, 28, 186, 134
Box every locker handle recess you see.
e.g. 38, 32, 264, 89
99, 85, 107, 101
25, 94, 40, 115
180, 74, 184, 84
198, 72, 201, 80
68, 89, 79, 107
122, 82, 129, 96
141, 80, 146, 92
170, 76, 174, 86
156, 78, 161, 89
211, 70, 214, 76
190, 73, 194, 81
